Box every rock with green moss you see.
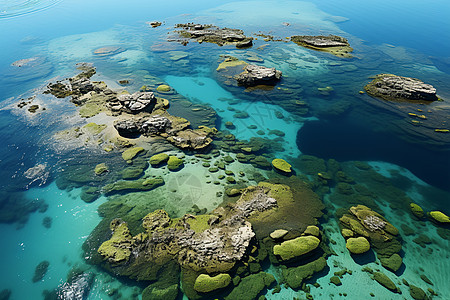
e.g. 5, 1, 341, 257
270, 229, 288, 240
342, 229, 354, 238
271, 158, 292, 174
330, 276, 342, 286
98, 219, 134, 264
224, 272, 275, 300
149, 153, 170, 166
380, 253, 402, 272
103, 177, 164, 195
142, 284, 179, 300
283, 257, 327, 289
121, 167, 144, 180
346, 237, 370, 254
81, 186, 100, 203
409, 285, 427, 300
83, 123, 107, 135
429, 211, 450, 223
273, 235, 320, 260
194, 273, 231, 293
122, 147, 145, 161
156, 84, 171, 92
226, 176, 236, 184
303, 225, 320, 237
372, 272, 398, 293
167, 156, 183, 171
94, 163, 108, 175
410, 203, 424, 218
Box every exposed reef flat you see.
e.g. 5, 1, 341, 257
364, 74, 439, 102
173, 23, 253, 48
290, 35, 353, 58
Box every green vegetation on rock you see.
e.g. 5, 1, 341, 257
224, 272, 275, 300
122, 147, 144, 161
380, 253, 402, 272
273, 235, 320, 260
94, 163, 108, 175
194, 273, 231, 293
98, 219, 134, 264
149, 153, 169, 166
409, 285, 427, 300
83, 123, 107, 135
156, 84, 171, 92
282, 257, 327, 289
103, 177, 164, 195
429, 211, 450, 223
167, 156, 184, 171
271, 158, 291, 174
410, 203, 424, 218
372, 272, 398, 293
346, 237, 370, 254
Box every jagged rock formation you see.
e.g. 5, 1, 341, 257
364, 74, 438, 102
235, 64, 282, 87
173, 23, 253, 48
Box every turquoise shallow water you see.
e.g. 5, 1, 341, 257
0, 0, 450, 299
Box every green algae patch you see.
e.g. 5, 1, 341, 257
272, 158, 292, 174
122, 147, 145, 161
94, 163, 108, 175
103, 177, 164, 195
216, 57, 247, 72
194, 273, 231, 293
156, 84, 171, 92
409, 285, 427, 300
282, 257, 327, 289
98, 219, 134, 264
149, 153, 169, 166
429, 211, 450, 223
346, 237, 370, 254
410, 203, 424, 218
142, 284, 179, 300
182, 214, 212, 233
224, 272, 275, 300
83, 122, 107, 135
167, 156, 184, 171
372, 272, 398, 293
273, 236, 320, 260
380, 253, 402, 272
304, 225, 320, 237
121, 167, 144, 180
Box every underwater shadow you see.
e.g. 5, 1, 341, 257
296, 120, 450, 192
351, 250, 376, 265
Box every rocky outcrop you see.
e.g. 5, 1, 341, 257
364, 74, 438, 102
291, 35, 353, 57
235, 64, 282, 87
174, 23, 253, 48
116, 92, 156, 112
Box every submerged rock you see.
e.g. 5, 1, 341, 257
224, 272, 275, 300
372, 272, 399, 293
364, 74, 438, 102
291, 35, 353, 57
174, 23, 253, 48
235, 64, 282, 87
32, 260, 50, 283
282, 257, 327, 289
194, 273, 231, 293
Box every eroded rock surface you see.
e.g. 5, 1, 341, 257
291, 35, 353, 57
235, 64, 282, 87
364, 74, 438, 102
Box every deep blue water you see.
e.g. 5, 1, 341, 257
0, 0, 449, 299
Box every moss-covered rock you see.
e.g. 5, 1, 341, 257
341, 229, 354, 238
346, 237, 370, 254
409, 285, 427, 300
98, 219, 134, 264
94, 163, 108, 175
142, 284, 179, 300
380, 253, 402, 272
121, 167, 144, 180
282, 257, 327, 289
273, 236, 320, 260
372, 272, 398, 293
122, 147, 144, 161
194, 273, 231, 293
81, 186, 100, 203
330, 276, 342, 286
270, 229, 288, 240
83, 122, 107, 135
149, 153, 170, 166
271, 158, 292, 174
410, 203, 424, 218
156, 84, 171, 92
103, 177, 164, 195
429, 211, 450, 223
303, 225, 320, 237
167, 156, 183, 171
224, 272, 275, 300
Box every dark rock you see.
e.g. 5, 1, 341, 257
114, 119, 142, 137
117, 92, 156, 112
0, 289, 11, 300
235, 64, 282, 87
32, 261, 50, 283
364, 74, 438, 102
142, 116, 172, 134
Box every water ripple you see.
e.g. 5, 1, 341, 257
0, 0, 62, 19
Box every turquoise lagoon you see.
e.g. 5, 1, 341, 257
0, 0, 449, 299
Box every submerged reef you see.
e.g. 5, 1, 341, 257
173, 23, 253, 48
87, 177, 325, 299
234, 64, 282, 87
290, 35, 353, 57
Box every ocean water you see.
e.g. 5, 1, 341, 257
0, 0, 449, 300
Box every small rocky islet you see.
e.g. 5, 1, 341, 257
8, 19, 450, 300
